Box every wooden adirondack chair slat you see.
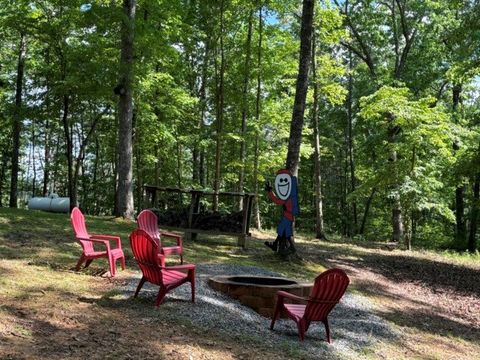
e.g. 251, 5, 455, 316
71, 207, 125, 277
137, 209, 184, 264
129, 229, 195, 306
270, 268, 350, 343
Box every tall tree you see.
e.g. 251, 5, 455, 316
311, 32, 326, 239
252, 4, 263, 230
238, 8, 254, 208
213, 0, 225, 211
115, 0, 136, 219
285, 0, 315, 176
346, 51, 357, 233
453, 84, 467, 245
9, 32, 26, 208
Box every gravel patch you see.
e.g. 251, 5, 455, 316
123, 264, 400, 359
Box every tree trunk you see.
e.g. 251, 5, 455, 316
154, 145, 160, 186
61, 94, 75, 211
42, 48, 51, 196
52, 135, 61, 194
404, 211, 411, 250
347, 51, 357, 233
359, 187, 376, 235
114, 0, 136, 219
213, 0, 225, 211
282, 0, 314, 257
452, 84, 467, 246
340, 158, 348, 236
238, 9, 254, 209
0, 150, 9, 207
311, 32, 326, 240
468, 174, 479, 252
193, 41, 209, 187
455, 186, 467, 244
253, 5, 264, 230
135, 141, 143, 213
72, 110, 106, 211
10, 32, 27, 208
388, 114, 404, 242
392, 199, 404, 243
92, 138, 100, 214
31, 118, 36, 197
43, 117, 51, 196
285, 0, 314, 176
176, 132, 182, 188
112, 147, 119, 214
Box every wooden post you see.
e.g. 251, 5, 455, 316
144, 186, 157, 207
188, 191, 201, 241
152, 188, 157, 208
238, 194, 250, 247
246, 195, 254, 234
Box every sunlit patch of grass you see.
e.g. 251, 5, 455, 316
101, 289, 125, 300
11, 324, 33, 338
0, 259, 94, 299
439, 249, 480, 265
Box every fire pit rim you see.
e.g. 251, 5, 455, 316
209, 275, 310, 288
208, 274, 314, 318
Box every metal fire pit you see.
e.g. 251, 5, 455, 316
208, 275, 313, 318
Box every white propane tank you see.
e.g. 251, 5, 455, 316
28, 194, 70, 213
50, 197, 70, 212
28, 197, 52, 211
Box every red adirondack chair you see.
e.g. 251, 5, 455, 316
71, 207, 125, 277
270, 268, 349, 343
129, 229, 195, 306
137, 209, 183, 264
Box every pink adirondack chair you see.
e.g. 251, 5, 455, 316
137, 209, 183, 264
270, 268, 349, 343
129, 229, 195, 306
71, 207, 125, 277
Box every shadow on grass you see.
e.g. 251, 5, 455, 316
300, 241, 480, 347
303, 242, 480, 298
0, 302, 171, 359
1, 285, 303, 360
378, 306, 479, 342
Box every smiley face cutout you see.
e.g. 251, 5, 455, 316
274, 173, 292, 200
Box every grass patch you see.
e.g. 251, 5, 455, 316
0, 208, 478, 360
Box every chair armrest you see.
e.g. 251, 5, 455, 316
157, 254, 166, 267
90, 234, 122, 249
165, 264, 195, 271
276, 290, 307, 303
159, 231, 183, 247
76, 237, 110, 250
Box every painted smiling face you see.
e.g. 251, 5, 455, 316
274, 173, 292, 200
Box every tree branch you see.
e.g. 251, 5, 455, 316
334, 0, 376, 76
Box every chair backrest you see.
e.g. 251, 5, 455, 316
129, 229, 163, 285
304, 268, 350, 321
71, 207, 94, 253
137, 209, 160, 246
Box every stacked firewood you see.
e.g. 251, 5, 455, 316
149, 208, 243, 233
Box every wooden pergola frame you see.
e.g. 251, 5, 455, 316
144, 185, 255, 247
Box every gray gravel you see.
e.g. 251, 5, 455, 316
123, 264, 400, 359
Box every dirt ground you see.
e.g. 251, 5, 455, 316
296, 238, 480, 359
0, 262, 294, 360
1, 231, 479, 359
